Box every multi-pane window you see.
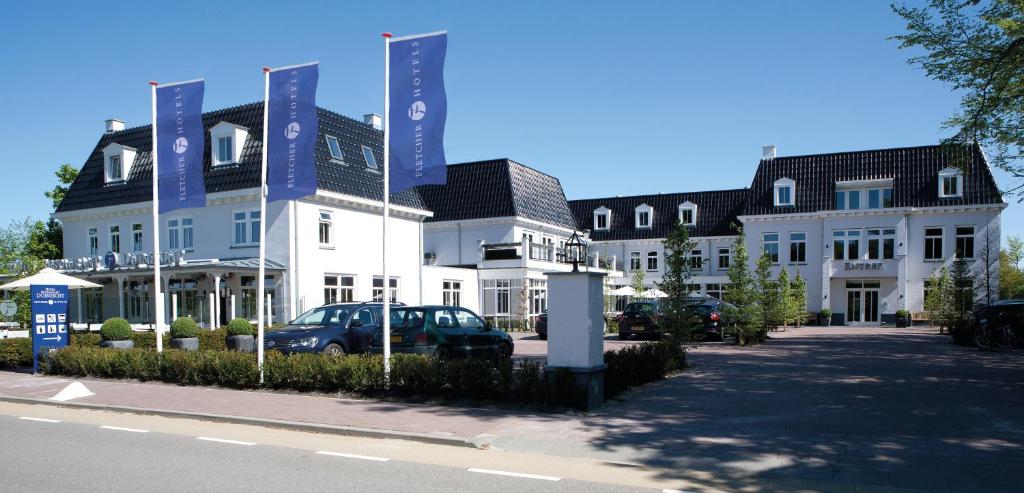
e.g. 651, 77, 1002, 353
705, 283, 724, 300
646, 251, 659, 271
717, 247, 730, 270
789, 232, 806, 263
362, 145, 378, 170
529, 279, 547, 316
232, 211, 259, 246
776, 185, 792, 206
762, 233, 780, 263
372, 277, 399, 303
132, 223, 143, 252
216, 136, 233, 164
324, 275, 355, 304
679, 207, 695, 225
688, 249, 703, 270
443, 280, 462, 306
168, 218, 194, 251
481, 279, 518, 317
636, 210, 651, 228
867, 228, 896, 260
107, 155, 122, 181
833, 229, 861, 260
941, 175, 961, 197
955, 226, 975, 259
325, 135, 344, 161
924, 227, 943, 260
629, 251, 641, 271
319, 211, 333, 247
594, 212, 608, 230
109, 226, 120, 253
88, 228, 98, 256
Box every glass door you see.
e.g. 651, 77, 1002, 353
847, 290, 862, 323
863, 281, 880, 323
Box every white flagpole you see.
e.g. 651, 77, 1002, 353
149, 81, 164, 354
382, 32, 392, 373
257, 67, 270, 384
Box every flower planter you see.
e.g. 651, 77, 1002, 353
896, 318, 910, 328
99, 340, 134, 349
818, 315, 832, 327
225, 335, 255, 353
170, 337, 199, 352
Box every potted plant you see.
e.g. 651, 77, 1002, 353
895, 309, 911, 328
225, 318, 255, 352
99, 317, 134, 349
818, 309, 832, 327
169, 317, 200, 351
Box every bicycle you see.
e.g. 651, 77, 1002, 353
974, 320, 1014, 350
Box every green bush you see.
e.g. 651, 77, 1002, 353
895, 309, 910, 318
604, 341, 685, 399
0, 338, 32, 368
819, 308, 832, 318
100, 318, 132, 341
226, 318, 255, 337
170, 318, 200, 339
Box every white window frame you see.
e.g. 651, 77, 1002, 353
832, 229, 862, 261
646, 250, 659, 272
866, 228, 896, 260
209, 121, 248, 166
372, 276, 399, 303
762, 233, 780, 264
789, 232, 807, 264
167, 217, 195, 251
362, 145, 378, 170
324, 274, 355, 304
102, 143, 136, 184
717, 247, 730, 270
232, 210, 259, 247
442, 280, 462, 307
109, 225, 120, 254
593, 206, 610, 231
773, 177, 795, 207
678, 201, 697, 226
88, 227, 99, 256
635, 204, 653, 229
955, 225, 975, 259
325, 135, 345, 161
924, 227, 944, 261
319, 211, 333, 248
629, 251, 641, 271
132, 223, 143, 252
688, 249, 703, 270
938, 167, 963, 198
107, 154, 123, 182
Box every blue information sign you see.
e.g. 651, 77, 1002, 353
30, 284, 70, 373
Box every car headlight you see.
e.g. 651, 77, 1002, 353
297, 336, 319, 347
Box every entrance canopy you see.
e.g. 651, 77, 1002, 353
0, 268, 101, 291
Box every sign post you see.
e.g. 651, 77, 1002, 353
30, 284, 69, 373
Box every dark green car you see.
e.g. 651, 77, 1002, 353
370, 305, 514, 360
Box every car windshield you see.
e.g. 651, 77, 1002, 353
390, 308, 426, 329
292, 306, 353, 325
624, 303, 657, 315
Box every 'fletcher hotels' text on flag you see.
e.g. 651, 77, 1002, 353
389, 31, 448, 193
267, 62, 319, 202
156, 80, 206, 213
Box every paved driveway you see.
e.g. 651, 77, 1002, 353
494, 326, 1024, 492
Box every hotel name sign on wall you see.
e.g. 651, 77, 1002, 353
844, 261, 884, 271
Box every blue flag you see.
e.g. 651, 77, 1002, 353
389, 31, 448, 194
267, 62, 319, 202
156, 80, 206, 213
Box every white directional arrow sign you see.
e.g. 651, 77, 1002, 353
43, 334, 62, 342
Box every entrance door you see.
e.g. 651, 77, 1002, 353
845, 280, 880, 325
847, 289, 862, 323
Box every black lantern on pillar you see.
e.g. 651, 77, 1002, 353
565, 231, 588, 272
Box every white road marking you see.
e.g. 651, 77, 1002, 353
196, 436, 256, 446
663, 489, 697, 493
18, 417, 60, 423
467, 468, 560, 481
316, 451, 390, 462
100, 425, 149, 433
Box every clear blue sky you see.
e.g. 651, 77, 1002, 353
0, 0, 1019, 242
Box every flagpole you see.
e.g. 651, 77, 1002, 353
257, 66, 271, 384
149, 81, 164, 354
382, 32, 392, 374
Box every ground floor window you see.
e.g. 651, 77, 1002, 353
124, 280, 151, 322
240, 275, 274, 321
372, 277, 399, 303
705, 283, 724, 300
443, 280, 462, 307
169, 278, 206, 325
83, 288, 103, 323
481, 278, 522, 317
687, 283, 701, 295
324, 274, 355, 304
529, 278, 547, 316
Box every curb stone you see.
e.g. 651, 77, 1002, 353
0, 394, 482, 449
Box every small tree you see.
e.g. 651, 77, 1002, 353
754, 253, 777, 339
925, 266, 955, 333
791, 270, 808, 328
657, 221, 699, 343
980, 226, 998, 306
776, 267, 793, 329
1000, 247, 1024, 299
950, 255, 976, 328
631, 264, 646, 298
724, 229, 759, 344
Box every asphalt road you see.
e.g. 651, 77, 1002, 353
0, 410, 664, 493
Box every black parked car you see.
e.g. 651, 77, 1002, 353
617, 297, 733, 341
618, 300, 662, 340
954, 299, 1024, 347
370, 305, 514, 360
534, 312, 548, 340
264, 302, 402, 355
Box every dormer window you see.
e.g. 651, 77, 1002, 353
774, 177, 795, 207
362, 145, 379, 170
209, 121, 248, 166
635, 204, 653, 229
102, 143, 136, 184
678, 201, 697, 226
938, 167, 963, 198
325, 135, 345, 161
593, 206, 610, 231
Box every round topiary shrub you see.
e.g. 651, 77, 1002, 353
169, 317, 200, 339
226, 318, 254, 337
100, 318, 132, 341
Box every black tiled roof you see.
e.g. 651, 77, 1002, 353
742, 144, 1004, 216
568, 189, 749, 241
57, 103, 425, 213
416, 159, 579, 230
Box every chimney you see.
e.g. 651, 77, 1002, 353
762, 145, 776, 160
105, 118, 125, 134
363, 114, 383, 130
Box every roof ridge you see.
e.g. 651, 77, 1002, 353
568, 188, 750, 203
764, 143, 966, 162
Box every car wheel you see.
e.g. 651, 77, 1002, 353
323, 343, 345, 356
433, 346, 452, 360
498, 341, 513, 359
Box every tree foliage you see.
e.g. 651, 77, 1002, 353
724, 228, 760, 344
631, 263, 646, 297
791, 270, 808, 327
657, 221, 699, 343
44, 163, 78, 210
753, 253, 778, 337
892, 0, 1024, 196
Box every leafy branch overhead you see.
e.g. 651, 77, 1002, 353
892, 0, 1024, 197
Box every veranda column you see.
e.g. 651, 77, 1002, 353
212, 274, 222, 327
115, 277, 125, 319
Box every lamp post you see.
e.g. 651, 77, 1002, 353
565, 231, 588, 272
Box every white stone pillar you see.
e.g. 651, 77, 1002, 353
212, 274, 222, 327
230, 293, 237, 320
265, 293, 273, 325
546, 271, 607, 410
115, 277, 125, 319
208, 292, 216, 329
171, 293, 178, 321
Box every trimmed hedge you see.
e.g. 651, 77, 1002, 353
226, 318, 254, 337
41, 341, 686, 409
100, 318, 132, 341
71, 328, 229, 352
0, 338, 32, 368
170, 318, 200, 339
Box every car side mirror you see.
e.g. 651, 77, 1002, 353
348, 320, 362, 329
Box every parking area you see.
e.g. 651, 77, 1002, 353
509, 332, 655, 362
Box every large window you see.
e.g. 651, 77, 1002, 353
325, 135, 344, 161
629, 251, 641, 271
109, 226, 120, 254
717, 247, 730, 270
324, 275, 355, 304
168, 217, 194, 251
925, 227, 943, 260
688, 249, 703, 270
88, 228, 98, 256
762, 233, 780, 264
789, 232, 806, 263
319, 211, 333, 247
372, 277, 399, 303
481, 278, 520, 317
123, 280, 150, 322
132, 223, 143, 252
240, 275, 274, 321
529, 279, 547, 316
646, 251, 659, 271
955, 226, 975, 259
443, 280, 462, 306
867, 228, 896, 260
233, 210, 259, 247
833, 229, 861, 260
837, 187, 893, 210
